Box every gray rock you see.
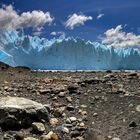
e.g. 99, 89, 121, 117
66, 105, 75, 111
58, 92, 65, 97
136, 105, 140, 112
55, 126, 69, 139
24, 137, 38, 140
112, 138, 121, 140
55, 126, 69, 134
129, 121, 137, 128
0, 97, 49, 130
3, 133, 15, 140
70, 130, 81, 137
67, 85, 79, 94
40, 131, 59, 140
32, 122, 46, 134
63, 124, 73, 128
66, 96, 72, 102
14, 132, 25, 140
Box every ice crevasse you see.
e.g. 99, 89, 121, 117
0, 30, 140, 70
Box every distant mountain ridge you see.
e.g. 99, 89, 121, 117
0, 61, 10, 70
0, 30, 140, 70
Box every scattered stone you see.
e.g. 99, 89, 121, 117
128, 73, 138, 77
112, 137, 121, 140
66, 96, 72, 102
80, 78, 104, 85
67, 85, 79, 93
75, 126, 87, 131
69, 117, 77, 122
24, 137, 38, 140
32, 122, 45, 133
75, 136, 84, 140
3, 133, 14, 140
40, 132, 58, 140
129, 121, 137, 128
44, 104, 52, 113
93, 112, 98, 117
107, 135, 112, 139
40, 135, 50, 140
63, 124, 73, 128
62, 127, 69, 133
0, 97, 49, 130
136, 105, 140, 112
58, 92, 65, 97
4, 86, 9, 91
66, 105, 75, 111
53, 108, 64, 118
112, 87, 126, 94
82, 116, 88, 121
79, 122, 85, 127
56, 126, 69, 134
41, 78, 52, 84
79, 110, 87, 116
106, 70, 112, 73
80, 105, 87, 108
15, 132, 25, 140
104, 74, 116, 79
39, 89, 51, 94
50, 133, 59, 140
137, 130, 140, 135
3, 80, 8, 84
52, 97, 58, 101
50, 118, 59, 126
70, 130, 81, 137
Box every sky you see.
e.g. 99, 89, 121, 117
0, 0, 140, 47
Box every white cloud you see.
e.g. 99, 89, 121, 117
50, 31, 65, 36
101, 25, 140, 48
0, 5, 54, 32
33, 31, 43, 36
65, 13, 92, 30
50, 32, 57, 36
97, 13, 104, 19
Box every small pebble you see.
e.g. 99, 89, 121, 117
69, 117, 77, 122
50, 118, 59, 126
112, 138, 121, 140
136, 105, 140, 112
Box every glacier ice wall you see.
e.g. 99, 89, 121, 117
0, 30, 140, 70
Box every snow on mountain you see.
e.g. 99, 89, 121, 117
0, 30, 140, 70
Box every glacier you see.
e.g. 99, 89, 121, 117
0, 30, 140, 70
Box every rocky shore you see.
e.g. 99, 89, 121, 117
0, 63, 140, 140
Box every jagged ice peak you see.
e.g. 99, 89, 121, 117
0, 30, 140, 70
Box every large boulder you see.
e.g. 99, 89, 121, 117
0, 97, 49, 130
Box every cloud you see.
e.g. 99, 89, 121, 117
50, 31, 65, 36
33, 31, 43, 36
97, 13, 104, 19
65, 13, 92, 30
0, 5, 54, 32
50, 32, 57, 36
101, 25, 140, 48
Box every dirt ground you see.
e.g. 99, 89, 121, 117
0, 63, 140, 140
